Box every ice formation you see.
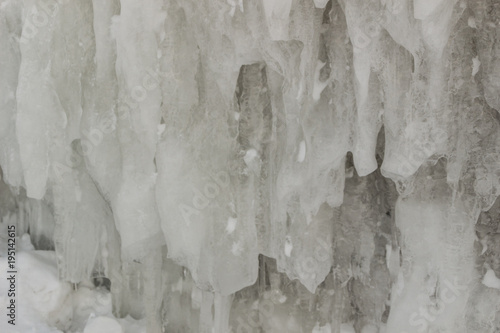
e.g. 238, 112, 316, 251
0, 0, 500, 332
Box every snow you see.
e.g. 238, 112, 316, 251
482, 269, 500, 290
243, 148, 258, 166
225, 217, 237, 235
0, 232, 146, 333
83, 316, 123, 333
83, 317, 123, 333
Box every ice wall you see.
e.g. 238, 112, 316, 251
1, 0, 500, 332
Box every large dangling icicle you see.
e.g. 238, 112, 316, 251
343, 0, 383, 176
0, 1, 23, 187
111, 0, 165, 261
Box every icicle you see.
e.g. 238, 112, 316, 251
53, 163, 113, 283
112, 0, 165, 261
199, 291, 214, 333
0, 0, 23, 187
262, 0, 293, 40
214, 293, 234, 333
142, 248, 163, 333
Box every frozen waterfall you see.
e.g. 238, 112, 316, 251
1, 0, 500, 332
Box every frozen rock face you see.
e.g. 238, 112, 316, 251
0, 0, 500, 332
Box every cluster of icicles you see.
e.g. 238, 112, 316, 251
1, 0, 500, 332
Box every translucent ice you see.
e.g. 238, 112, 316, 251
1, 0, 500, 332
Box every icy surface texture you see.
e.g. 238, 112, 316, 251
1, 0, 500, 332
